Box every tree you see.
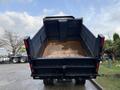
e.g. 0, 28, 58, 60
113, 33, 120, 41
104, 40, 113, 53
104, 35, 120, 61
104, 40, 115, 61
113, 33, 120, 60
113, 39, 120, 59
0, 30, 24, 55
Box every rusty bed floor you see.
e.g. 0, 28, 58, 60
42, 40, 88, 58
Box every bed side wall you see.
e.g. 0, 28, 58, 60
31, 26, 47, 57
80, 24, 100, 57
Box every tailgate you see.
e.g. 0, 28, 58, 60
30, 57, 99, 79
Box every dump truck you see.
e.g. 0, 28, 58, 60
24, 16, 104, 85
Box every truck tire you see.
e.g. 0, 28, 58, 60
43, 79, 54, 86
75, 79, 86, 85
12, 58, 19, 63
20, 58, 26, 63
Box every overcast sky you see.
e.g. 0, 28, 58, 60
0, 0, 120, 39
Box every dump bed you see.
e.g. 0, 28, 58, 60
24, 16, 104, 80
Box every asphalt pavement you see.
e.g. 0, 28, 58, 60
0, 63, 98, 90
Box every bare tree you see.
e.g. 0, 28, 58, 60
0, 30, 24, 55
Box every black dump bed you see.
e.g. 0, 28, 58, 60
24, 16, 104, 80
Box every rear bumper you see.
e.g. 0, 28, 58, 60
32, 73, 98, 79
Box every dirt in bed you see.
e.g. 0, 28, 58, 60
42, 40, 88, 58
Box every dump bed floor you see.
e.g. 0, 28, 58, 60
42, 40, 88, 58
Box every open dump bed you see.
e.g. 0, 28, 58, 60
24, 16, 104, 80
42, 40, 88, 58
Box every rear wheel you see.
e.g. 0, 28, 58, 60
75, 79, 86, 85
12, 58, 19, 63
20, 58, 26, 63
43, 79, 54, 86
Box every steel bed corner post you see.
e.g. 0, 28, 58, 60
24, 36, 34, 76
96, 34, 105, 73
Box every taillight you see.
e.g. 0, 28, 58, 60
24, 40, 28, 49
96, 63, 100, 73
